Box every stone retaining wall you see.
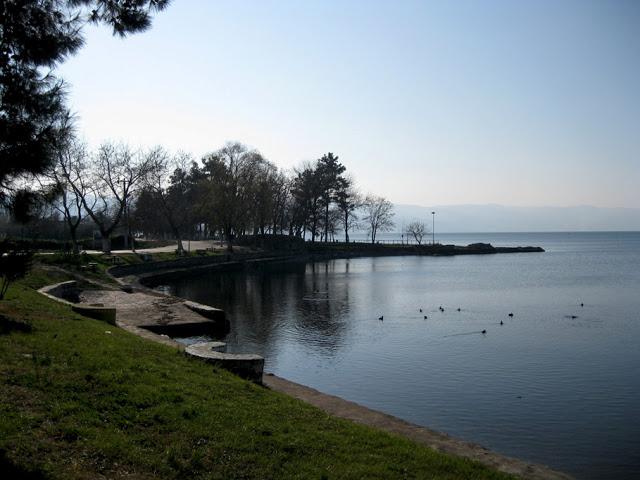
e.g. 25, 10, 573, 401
185, 342, 264, 383
38, 281, 117, 325
109, 252, 294, 278
111, 245, 544, 287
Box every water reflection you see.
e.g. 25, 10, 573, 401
170, 260, 354, 361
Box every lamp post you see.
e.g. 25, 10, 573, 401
431, 211, 435, 245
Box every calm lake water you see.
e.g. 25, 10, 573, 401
164, 232, 640, 479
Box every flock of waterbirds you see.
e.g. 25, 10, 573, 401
377, 303, 586, 335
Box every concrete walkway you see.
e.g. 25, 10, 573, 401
79, 289, 218, 347
83, 240, 226, 255
80, 289, 206, 328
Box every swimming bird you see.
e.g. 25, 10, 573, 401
481, 329, 487, 334
439, 306, 445, 312
419, 308, 423, 312
500, 320, 504, 325
580, 303, 584, 307
378, 315, 384, 321
424, 315, 428, 319
570, 315, 578, 319
457, 307, 461, 312
508, 313, 514, 317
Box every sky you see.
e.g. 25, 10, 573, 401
58, 0, 640, 209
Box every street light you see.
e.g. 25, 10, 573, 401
431, 211, 435, 245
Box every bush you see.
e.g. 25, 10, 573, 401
0, 240, 34, 299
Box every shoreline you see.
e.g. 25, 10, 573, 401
108, 242, 545, 287
58, 274, 569, 479
84, 244, 573, 479
263, 374, 571, 480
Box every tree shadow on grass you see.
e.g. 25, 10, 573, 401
0, 449, 47, 480
0, 314, 32, 335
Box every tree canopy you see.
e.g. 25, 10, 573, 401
7, 138, 397, 252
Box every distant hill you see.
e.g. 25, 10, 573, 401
386, 204, 640, 233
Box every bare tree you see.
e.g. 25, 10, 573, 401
362, 195, 395, 244
41, 142, 90, 254
144, 148, 197, 255
201, 142, 267, 252
250, 160, 282, 236
269, 170, 290, 234
335, 177, 361, 243
406, 221, 427, 245
70, 143, 152, 253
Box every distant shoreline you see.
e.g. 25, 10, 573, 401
109, 242, 544, 287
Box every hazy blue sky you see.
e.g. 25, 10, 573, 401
59, 0, 640, 208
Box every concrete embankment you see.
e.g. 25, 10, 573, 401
38, 279, 265, 381
185, 341, 264, 383
109, 242, 544, 287
110, 252, 300, 287
39, 281, 117, 325
305, 242, 544, 259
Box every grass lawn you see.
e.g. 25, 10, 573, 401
0, 267, 513, 479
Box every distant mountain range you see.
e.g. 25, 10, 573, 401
386, 204, 640, 233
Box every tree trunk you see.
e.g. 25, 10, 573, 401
65, 215, 81, 255
101, 235, 111, 254
224, 225, 233, 253
70, 228, 80, 254
324, 202, 329, 242
344, 211, 349, 243
174, 227, 184, 255
128, 215, 135, 252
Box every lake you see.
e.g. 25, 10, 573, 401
162, 232, 640, 479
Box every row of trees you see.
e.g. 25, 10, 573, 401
0, 1, 400, 256
43, 141, 397, 253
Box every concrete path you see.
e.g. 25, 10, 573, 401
83, 240, 226, 255
80, 290, 206, 327
79, 289, 216, 347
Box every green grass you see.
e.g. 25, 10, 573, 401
0, 269, 513, 480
